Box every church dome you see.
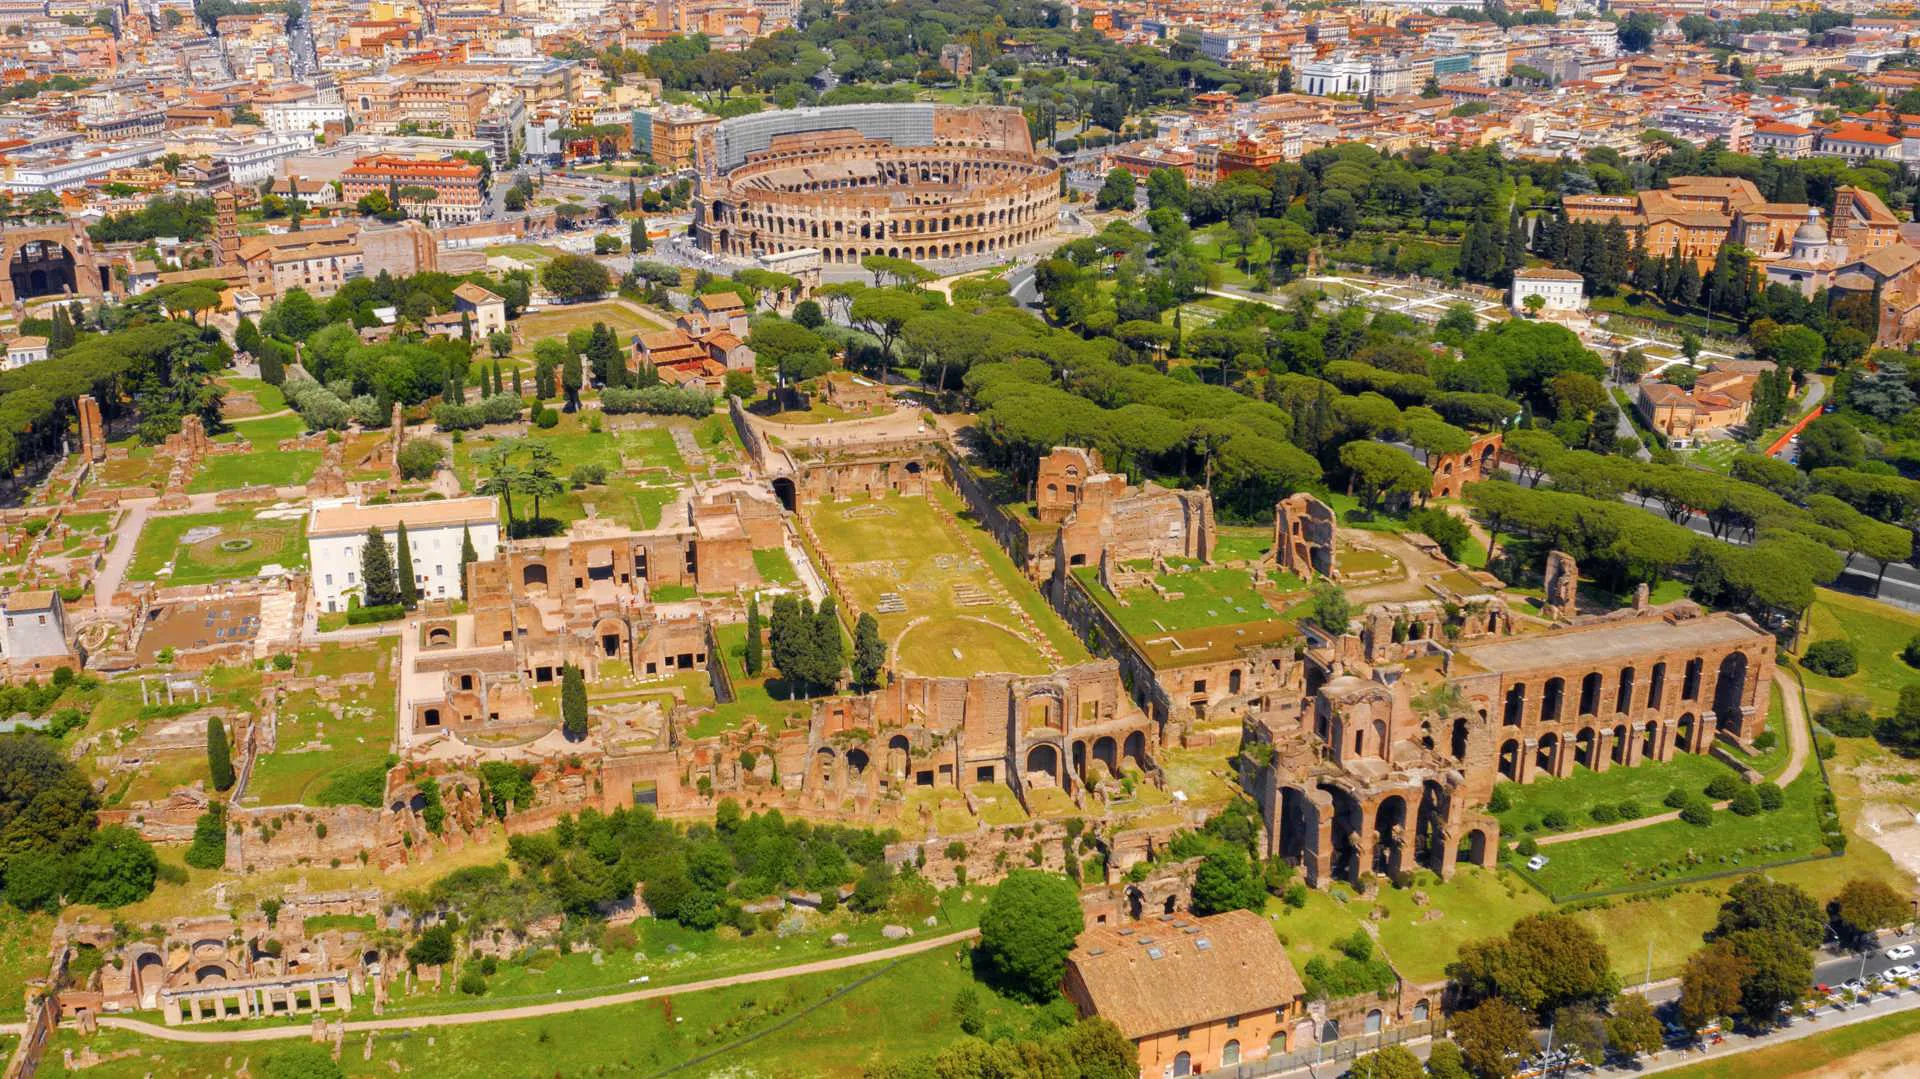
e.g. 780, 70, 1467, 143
1793, 209, 1828, 247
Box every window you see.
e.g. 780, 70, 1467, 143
1177, 1028, 1190, 1040
1226, 1015, 1238, 1029
325, 574, 333, 585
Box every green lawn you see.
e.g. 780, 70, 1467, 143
1511, 766, 1838, 898
218, 375, 287, 415
1494, 750, 1741, 836
615, 425, 688, 475
1797, 588, 1920, 713
1212, 525, 1272, 562
244, 641, 396, 807
807, 490, 1083, 678
127, 510, 308, 584
511, 300, 666, 349
186, 448, 322, 492
1071, 562, 1304, 639
691, 623, 806, 739
223, 412, 306, 444
753, 547, 798, 585
0, 909, 53, 1021
33, 945, 1031, 1079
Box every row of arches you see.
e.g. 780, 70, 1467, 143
1496, 713, 1710, 781
1274, 780, 1491, 885
1023, 731, 1150, 789
1498, 653, 1750, 732
742, 196, 1050, 241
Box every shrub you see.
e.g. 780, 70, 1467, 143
458, 970, 487, 995
1515, 836, 1538, 857
1906, 634, 1920, 669
1663, 787, 1690, 809
1615, 799, 1643, 819
1752, 730, 1778, 751
1817, 696, 1876, 737
1704, 773, 1742, 800
271, 653, 294, 671
1756, 782, 1785, 810
1541, 809, 1570, 831
1802, 639, 1858, 678
1283, 883, 1309, 908
1817, 735, 1838, 760
346, 603, 404, 626
1487, 785, 1512, 813
1588, 804, 1619, 824
570, 463, 607, 487
535, 407, 560, 429
1729, 787, 1763, 816
1679, 798, 1714, 826
600, 384, 717, 417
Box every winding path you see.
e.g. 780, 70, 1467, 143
88, 928, 980, 1045
1538, 670, 1809, 847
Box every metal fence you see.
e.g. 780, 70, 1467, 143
1199, 1018, 1447, 1078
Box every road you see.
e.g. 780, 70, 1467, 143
87, 929, 979, 1044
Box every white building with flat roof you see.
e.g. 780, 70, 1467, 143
307, 496, 500, 613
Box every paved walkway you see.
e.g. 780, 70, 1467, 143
1539, 670, 1809, 847
93, 498, 153, 611
87, 929, 980, 1044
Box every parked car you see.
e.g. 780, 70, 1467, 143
1886, 944, 1915, 961
1526, 854, 1550, 871
1886, 965, 1915, 980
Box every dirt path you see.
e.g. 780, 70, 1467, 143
1540, 671, 1809, 848
89, 928, 980, 1044
93, 499, 154, 611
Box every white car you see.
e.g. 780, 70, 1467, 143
1887, 944, 1915, 961
1526, 854, 1550, 871
1885, 965, 1915, 979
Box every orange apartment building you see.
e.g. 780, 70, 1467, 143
340, 155, 486, 226
1065, 910, 1308, 1078
1216, 135, 1284, 180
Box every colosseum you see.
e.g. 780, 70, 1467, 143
692, 104, 1060, 265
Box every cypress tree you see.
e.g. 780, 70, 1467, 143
394, 521, 418, 609
769, 594, 800, 690
458, 526, 476, 600
207, 715, 234, 791
360, 526, 397, 607
852, 613, 884, 690
512, 365, 523, 397
561, 664, 588, 740
811, 597, 844, 691
562, 350, 583, 410
744, 595, 763, 677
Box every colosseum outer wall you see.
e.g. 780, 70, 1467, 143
694, 105, 1060, 265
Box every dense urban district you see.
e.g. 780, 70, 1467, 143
10, 0, 1920, 1078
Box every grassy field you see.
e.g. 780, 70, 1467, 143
753, 547, 798, 585
690, 622, 806, 739
186, 448, 322, 492
244, 641, 396, 807
1071, 562, 1304, 639
1512, 765, 1837, 897
0, 909, 53, 1021
127, 509, 307, 584
1494, 750, 1743, 836
458, 415, 685, 531
1213, 525, 1272, 562
513, 300, 667, 347
34, 945, 1032, 1079
807, 491, 1082, 678
223, 412, 306, 444
1797, 588, 1920, 713
217, 375, 287, 417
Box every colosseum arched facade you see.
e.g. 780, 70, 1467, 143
693, 104, 1060, 265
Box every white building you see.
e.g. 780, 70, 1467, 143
1510, 267, 1586, 314
307, 497, 501, 613
1297, 56, 1373, 97
3, 336, 47, 369
212, 137, 313, 186
264, 102, 349, 139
